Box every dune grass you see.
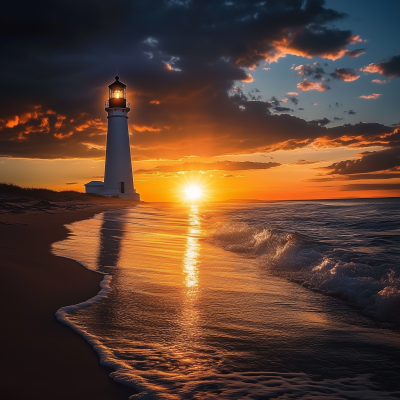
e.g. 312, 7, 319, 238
0, 183, 111, 202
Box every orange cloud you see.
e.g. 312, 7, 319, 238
39, 117, 50, 132
361, 63, 380, 73
221, 174, 245, 178
132, 125, 161, 132
134, 160, 281, 175
290, 159, 322, 165
81, 142, 106, 151
150, 100, 160, 104
297, 80, 330, 91
361, 56, 400, 78
54, 131, 73, 139
6, 116, 19, 128
242, 73, 254, 82
54, 115, 66, 130
359, 93, 381, 99
271, 34, 363, 63
372, 79, 387, 84
345, 48, 366, 57
339, 72, 359, 82
74, 118, 104, 132
350, 35, 364, 43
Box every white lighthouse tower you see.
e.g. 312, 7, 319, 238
85, 76, 140, 201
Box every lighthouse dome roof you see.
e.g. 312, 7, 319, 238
84, 180, 104, 187
108, 76, 126, 88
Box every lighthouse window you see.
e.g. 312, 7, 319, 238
110, 87, 126, 99
120, 181, 125, 193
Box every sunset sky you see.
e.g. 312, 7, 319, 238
1, 0, 399, 202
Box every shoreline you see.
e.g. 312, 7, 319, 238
0, 204, 137, 399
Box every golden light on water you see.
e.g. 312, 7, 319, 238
183, 205, 200, 288
177, 204, 201, 351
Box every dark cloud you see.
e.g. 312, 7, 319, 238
248, 88, 263, 101
334, 117, 343, 121
345, 48, 366, 58
345, 110, 356, 115
287, 96, 299, 105
362, 55, 400, 78
323, 147, 400, 175
297, 80, 330, 91
287, 25, 355, 60
1, 96, 397, 160
0, 0, 383, 161
341, 183, 400, 191
294, 63, 326, 79
134, 160, 281, 174
269, 96, 281, 107
309, 172, 400, 182
344, 173, 400, 180
309, 118, 331, 126
274, 107, 293, 113
313, 123, 399, 149
330, 68, 360, 81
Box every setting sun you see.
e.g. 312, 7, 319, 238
185, 185, 203, 201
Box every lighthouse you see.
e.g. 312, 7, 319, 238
85, 76, 140, 201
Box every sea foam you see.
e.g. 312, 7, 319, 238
208, 220, 400, 324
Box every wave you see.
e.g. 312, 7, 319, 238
55, 271, 145, 397
110, 370, 399, 399
207, 221, 400, 325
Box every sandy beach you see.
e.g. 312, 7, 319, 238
0, 194, 138, 399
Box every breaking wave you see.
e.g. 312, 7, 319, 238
207, 220, 400, 325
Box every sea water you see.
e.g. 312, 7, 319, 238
53, 198, 400, 399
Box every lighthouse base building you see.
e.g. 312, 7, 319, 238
84, 76, 140, 201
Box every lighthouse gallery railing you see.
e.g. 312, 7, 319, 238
105, 100, 130, 108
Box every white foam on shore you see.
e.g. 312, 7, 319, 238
55, 270, 148, 396
111, 370, 400, 399
208, 221, 400, 324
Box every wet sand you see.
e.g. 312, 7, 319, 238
0, 204, 137, 399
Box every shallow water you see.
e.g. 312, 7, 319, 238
53, 199, 400, 399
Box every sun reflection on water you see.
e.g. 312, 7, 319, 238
183, 205, 201, 289
175, 205, 203, 356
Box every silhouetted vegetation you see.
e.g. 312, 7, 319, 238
0, 183, 124, 203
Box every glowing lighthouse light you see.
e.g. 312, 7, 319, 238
84, 76, 140, 200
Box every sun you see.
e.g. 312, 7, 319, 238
185, 185, 203, 201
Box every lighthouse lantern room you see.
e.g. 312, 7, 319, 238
108, 77, 127, 108
84, 76, 140, 201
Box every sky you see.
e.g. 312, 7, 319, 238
1, 0, 399, 202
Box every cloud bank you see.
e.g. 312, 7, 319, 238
0, 0, 396, 165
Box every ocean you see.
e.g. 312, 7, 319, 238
53, 198, 400, 399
